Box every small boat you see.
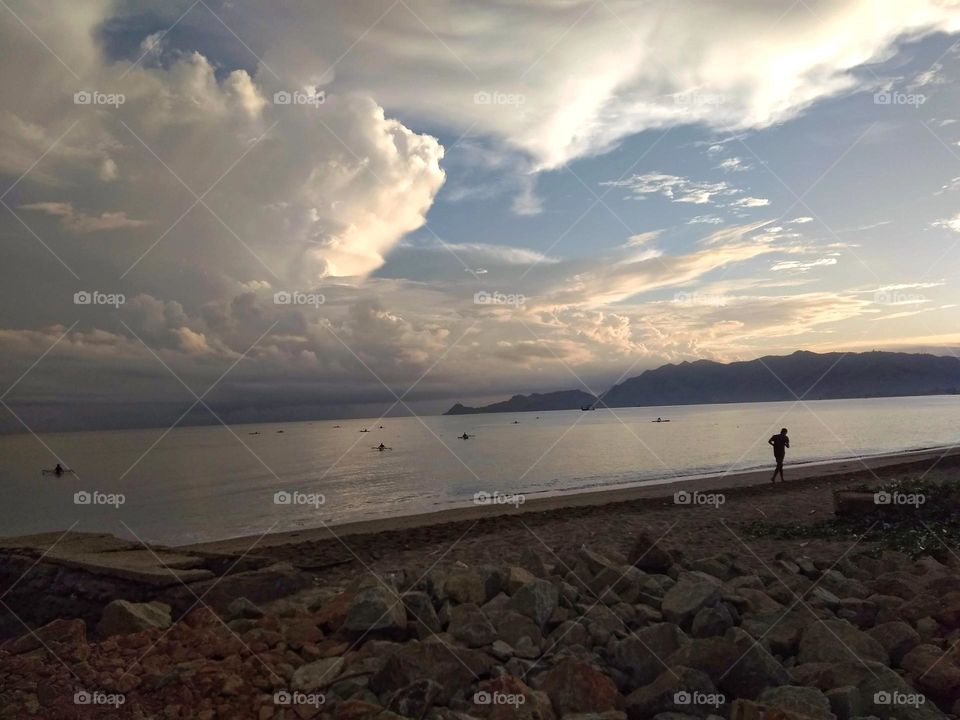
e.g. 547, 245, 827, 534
581, 405, 594, 411
42, 467, 76, 476
652, 417, 671, 423
372, 446, 393, 451
248, 431, 260, 435
360, 428, 370, 433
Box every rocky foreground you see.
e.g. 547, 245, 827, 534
2, 533, 960, 720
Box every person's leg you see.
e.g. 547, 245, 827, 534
777, 458, 784, 481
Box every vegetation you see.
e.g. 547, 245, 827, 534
742, 475, 960, 557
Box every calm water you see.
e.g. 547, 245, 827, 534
0, 395, 957, 546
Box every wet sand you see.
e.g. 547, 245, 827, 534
186, 446, 960, 584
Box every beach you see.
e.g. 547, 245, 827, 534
188, 446, 960, 581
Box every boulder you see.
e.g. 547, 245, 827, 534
473, 674, 555, 720
443, 566, 504, 605
344, 587, 407, 635
539, 658, 619, 715
628, 532, 674, 573
226, 596, 263, 620
371, 641, 495, 704
448, 604, 496, 648
718, 628, 791, 700
387, 679, 442, 719
402, 591, 441, 637
691, 605, 734, 638
490, 609, 542, 647
509, 579, 559, 628
608, 623, 688, 690
97, 600, 172, 637
901, 643, 960, 705
625, 666, 718, 719
662, 580, 720, 628
292, 657, 345, 691
757, 686, 833, 720
189, 561, 310, 610
867, 621, 920, 666
797, 620, 889, 666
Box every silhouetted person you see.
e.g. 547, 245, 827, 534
377, 443, 386, 451
768, 428, 789, 482
54, 463, 64, 477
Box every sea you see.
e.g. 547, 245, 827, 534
0, 395, 957, 546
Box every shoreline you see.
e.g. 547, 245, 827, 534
187, 444, 960, 554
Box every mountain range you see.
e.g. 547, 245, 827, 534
443, 351, 960, 414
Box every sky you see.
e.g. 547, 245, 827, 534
2, 0, 960, 431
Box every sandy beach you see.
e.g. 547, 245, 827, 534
188, 446, 960, 583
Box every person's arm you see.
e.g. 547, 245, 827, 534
785, 438, 790, 448
768, 436, 775, 446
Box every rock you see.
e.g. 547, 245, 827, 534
662, 580, 720, 628
549, 620, 591, 648
402, 591, 441, 637
728, 699, 824, 720
739, 610, 807, 657
443, 566, 503, 605
757, 686, 833, 720
867, 621, 919, 666
97, 600, 172, 637
519, 549, 549, 578
825, 686, 861, 720
227, 596, 264, 620
2, 617, 88, 658
292, 657, 345, 691
629, 532, 674, 572
509, 579, 559, 628
608, 623, 688, 690
506, 567, 538, 594
735, 589, 783, 615
490, 610, 542, 647
448, 604, 496, 648
344, 587, 407, 636
387, 679, 442, 719
371, 641, 495, 704
473, 674, 555, 720
718, 629, 791, 700
625, 666, 718, 719
901, 643, 960, 705
797, 620, 889, 666
691, 605, 734, 638
539, 658, 619, 715
191, 562, 310, 610
491, 640, 513, 660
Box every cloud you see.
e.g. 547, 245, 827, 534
624, 230, 663, 247
788, 216, 815, 224
19, 202, 149, 233
204, 0, 960, 169
731, 196, 770, 208
601, 172, 737, 204
716, 157, 751, 172
933, 213, 960, 232
771, 258, 838, 272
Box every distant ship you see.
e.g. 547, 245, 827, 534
580, 405, 594, 411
